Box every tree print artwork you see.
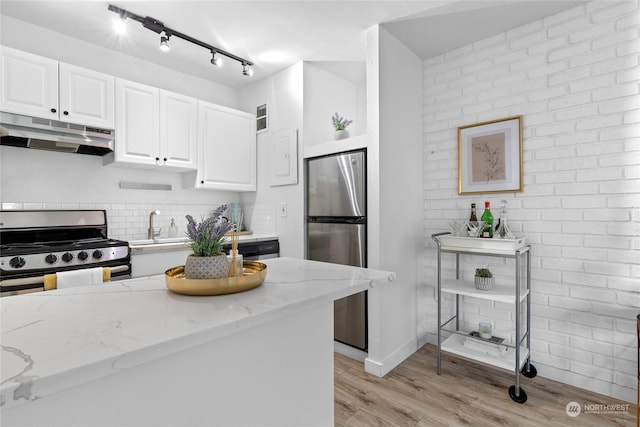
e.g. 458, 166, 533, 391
458, 116, 522, 194
471, 132, 506, 183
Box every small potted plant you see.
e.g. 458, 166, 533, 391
474, 268, 494, 291
332, 112, 353, 140
184, 205, 233, 279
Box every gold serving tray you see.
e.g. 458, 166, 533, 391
165, 261, 267, 296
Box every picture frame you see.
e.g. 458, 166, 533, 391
458, 115, 523, 195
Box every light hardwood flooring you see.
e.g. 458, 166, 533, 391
335, 344, 637, 426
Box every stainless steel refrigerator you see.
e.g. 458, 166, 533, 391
306, 149, 367, 351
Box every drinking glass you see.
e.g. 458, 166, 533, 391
466, 221, 486, 238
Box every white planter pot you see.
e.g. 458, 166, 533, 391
184, 254, 229, 279
334, 130, 350, 140
474, 276, 494, 291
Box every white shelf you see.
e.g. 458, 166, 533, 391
441, 334, 529, 372
437, 235, 527, 255
441, 280, 528, 304
441, 245, 528, 257
303, 134, 367, 159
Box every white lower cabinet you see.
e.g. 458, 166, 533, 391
105, 78, 196, 171
183, 101, 256, 192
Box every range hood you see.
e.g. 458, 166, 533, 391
0, 112, 114, 156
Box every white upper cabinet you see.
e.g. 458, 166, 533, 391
58, 63, 114, 129
184, 101, 256, 191
0, 46, 114, 128
0, 47, 58, 119
113, 78, 159, 166
160, 90, 197, 169
108, 78, 196, 171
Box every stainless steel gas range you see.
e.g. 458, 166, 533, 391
0, 210, 131, 297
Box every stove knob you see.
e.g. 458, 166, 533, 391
45, 254, 58, 264
9, 256, 26, 269
92, 250, 103, 259
62, 252, 74, 262
78, 251, 89, 261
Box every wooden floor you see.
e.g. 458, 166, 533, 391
335, 344, 637, 426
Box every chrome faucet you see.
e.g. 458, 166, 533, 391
148, 210, 161, 239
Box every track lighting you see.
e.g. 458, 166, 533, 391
108, 4, 254, 77
113, 12, 127, 35
242, 63, 253, 77
210, 51, 223, 67
160, 33, 170, 51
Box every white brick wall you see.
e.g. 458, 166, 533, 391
421, 0, 639, 403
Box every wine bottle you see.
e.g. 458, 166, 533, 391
469, 203, 478, 223
467, 203, 478, 236
481, 201, 493, 238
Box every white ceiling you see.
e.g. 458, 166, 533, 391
0, 1, 587, 88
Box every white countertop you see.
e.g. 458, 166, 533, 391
0, 257, 394, 410
129, 233, 278, 252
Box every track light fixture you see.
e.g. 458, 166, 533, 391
210, 51, 223, 67
242, 63, 253, 77
160, 33, 170, 51
108, 4, 254, 77
113, 11, 127, 35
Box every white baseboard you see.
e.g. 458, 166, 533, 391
334, 341, 367, 362
364, 338, 418, 377
536, 363, 636, 404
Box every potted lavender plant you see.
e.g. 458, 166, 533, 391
184, 205, 233, 279
332, 112, 353, 140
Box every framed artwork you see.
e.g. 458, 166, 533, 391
458, 116, 523, 195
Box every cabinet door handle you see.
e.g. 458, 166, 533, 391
200, 180, 204, 184
50, 108, 57, 113
155, 157, 160, 164
163, 157, 168, 163
63, 111, 69, 116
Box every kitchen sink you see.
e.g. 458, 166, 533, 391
129, 237, 188, 246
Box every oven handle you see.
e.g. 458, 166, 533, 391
0, 265, 130, 286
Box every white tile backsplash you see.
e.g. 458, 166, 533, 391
245, 203, 276, 234
0, 202, 240, 242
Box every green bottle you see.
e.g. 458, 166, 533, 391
481, 201, 493, 238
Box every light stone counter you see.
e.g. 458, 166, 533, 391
1, 257, 394, 426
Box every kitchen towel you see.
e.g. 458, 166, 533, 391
44, 267, 111, 290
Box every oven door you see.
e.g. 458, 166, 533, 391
0, 264, 131, 297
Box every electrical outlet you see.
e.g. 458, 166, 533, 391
279, 202, 287, 218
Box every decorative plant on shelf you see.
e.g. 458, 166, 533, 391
475, 268, 493, 278
474, 268, 494, 291
184, 205, 234, 279
332, 112, 352, 131
332, 112, 353, 140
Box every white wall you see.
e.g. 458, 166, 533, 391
421, 0, 639, 402
239, 63, 304, 257
0, 14, 245, 241
365, 26, 424, 375
303, 62, 361, 146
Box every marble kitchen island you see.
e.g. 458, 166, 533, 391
1, 257, 395, 427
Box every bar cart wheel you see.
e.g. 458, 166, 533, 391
508, 386, 528, 404
521, 363, 537, 378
